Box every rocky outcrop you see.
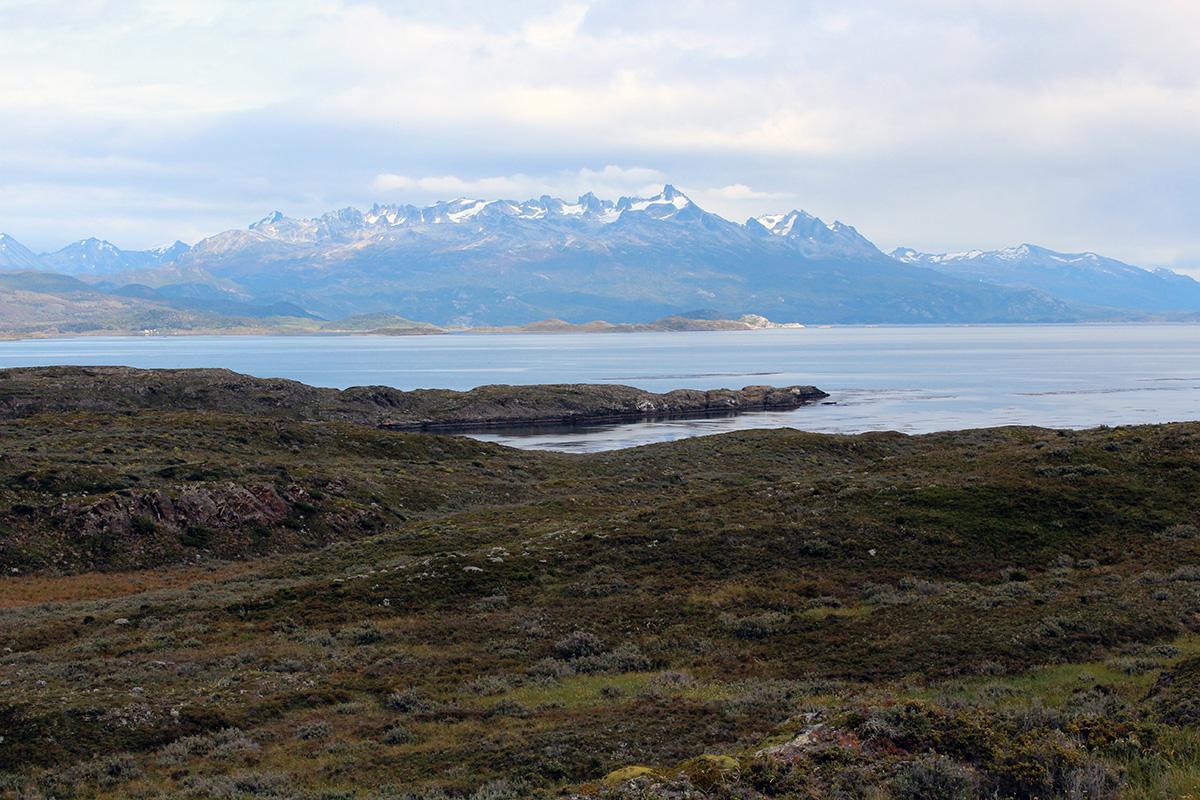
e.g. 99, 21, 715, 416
41, 483, 291, 570
62, 483, 290, 542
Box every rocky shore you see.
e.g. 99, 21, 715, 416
377, 383, 829, 431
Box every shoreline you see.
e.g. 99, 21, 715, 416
377, 386, 831, 433
3, 318, 1191, 344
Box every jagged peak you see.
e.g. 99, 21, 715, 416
755, 209, 824, 237
250, 211, 285, 229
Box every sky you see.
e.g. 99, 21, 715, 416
3, 0, 1200, 274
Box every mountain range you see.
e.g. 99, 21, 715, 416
3, 186, 1199, 328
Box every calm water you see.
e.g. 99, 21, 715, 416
1, 325, 1197, 451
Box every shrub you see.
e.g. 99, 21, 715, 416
1036, 616, 1079, 638
799, 538, 832, 557
554, 630, 603, 659
158, 728, 258, 766
203, 769, 293, 799
744, 757, 799, 793
526, 658, 575, 681
1062, 757, 1119, 799
720, 611, 788, 640
131, 516, 157, 536
981, 682, 1016, 700
898, 576, 948, 596
47, 753, 142, 789
1107, 657, 1160, 675
678, 754, 741, 791
891, 756, 978, 800
468, 778, 523, 800
382, 724, 413, 745
861, 582, 910, 607
340, 621, 384, 645
181, 525, 212, 548
1170, 565, 1200, 582
1158, 523, 1199, 542
385, 688, 433, 714
574, 642, 651, 674
209, 729, 262, 761
650, 671, 695, 688
493, 699, 531, 717
297, 721, 333, 740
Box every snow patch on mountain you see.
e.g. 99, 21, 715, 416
891, 244, 1200, 312
21, 237, 195, 276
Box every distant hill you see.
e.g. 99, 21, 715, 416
892, 243, 1200, 313
0, 269, 323, 335
39, 237, 192, 275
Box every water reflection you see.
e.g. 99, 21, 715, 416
466, 378, 1200, 452
464, 406, 825, 452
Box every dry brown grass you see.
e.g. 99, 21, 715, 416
0, 560, 265, 609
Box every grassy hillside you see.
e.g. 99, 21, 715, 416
0, 373, 1199, 798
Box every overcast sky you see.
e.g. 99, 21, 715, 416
3, 0, 1199, 273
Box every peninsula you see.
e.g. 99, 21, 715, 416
0, 366, 828, 430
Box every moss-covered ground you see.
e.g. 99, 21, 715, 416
1, 378, 1200, 798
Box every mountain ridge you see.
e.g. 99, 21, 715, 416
3, 186, 1198, 327
893, 243, 1200, 312
148, 186, 1077, 325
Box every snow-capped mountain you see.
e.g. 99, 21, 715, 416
38, 238, 192, 276
184, 185, 885, 271
751, 210, 880, 258
892, 243, 1200, 312
0, 234, 50, 271
153, 186, 1071, 325
15, 186, 1196, 327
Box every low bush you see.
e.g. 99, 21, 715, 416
891, 756, 978, 800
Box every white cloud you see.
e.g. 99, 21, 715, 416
371, 174, 546, 199
371, 166, 670, 204
3, 0, 1200, 269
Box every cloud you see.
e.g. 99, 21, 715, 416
371, 166, 670, 204
702, 185, 792, 202
372, 174, 543, 199
3, 0, 1200, 271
